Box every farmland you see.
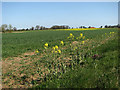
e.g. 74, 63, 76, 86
2, 28, 117, 58
2, 28, 119, 88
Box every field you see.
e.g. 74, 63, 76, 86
2, 28, 119, 88
2, 28, 117, 58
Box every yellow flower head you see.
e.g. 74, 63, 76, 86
55, 45, 58, 49
80, 33, 83, 37
70, 33, 73, 37
44, 43, 48, 47
36, 49, 39, 53
53, 47, 55, 50
58, 49, 61, 54
55, 51, 58, 53
60, 41, 64, 45
110, 32, 112, 34
82, 41, 85, 44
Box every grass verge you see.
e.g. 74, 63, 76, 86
33, 36, 119, 88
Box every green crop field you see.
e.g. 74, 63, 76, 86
2, 28, 117, 58
2, 28, 119, 88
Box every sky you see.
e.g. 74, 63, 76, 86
1, 0, 120, 2
2, 2, 118, 29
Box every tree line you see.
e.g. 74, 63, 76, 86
0, 24, 120, 33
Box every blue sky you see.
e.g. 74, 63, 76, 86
2, 2, 118, 29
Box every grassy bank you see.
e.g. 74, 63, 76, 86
34, 35, 118, 88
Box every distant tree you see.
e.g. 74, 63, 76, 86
83, 26, 86, 28
51, 25, 59, 29
50, 25, 69, 29
40, 26, 44, 30
30, 27, 34, 30
8, 24, 13, 30
21, 29, 25, 31
26, 28, 29, 31
8, 24, 13, 33
108, 25, 111, 28
118, 24, 120, 28
62, 26, 65, 29
42, 27, 46, 30
65, 26, 69, 29
80, 26, 83, 28
104, 25, 108, 28
35, 25, 40, 30
100, 26, 103, 28
13, 27, 17, 31
1, 24, 7, 33
88, 26, 91, 28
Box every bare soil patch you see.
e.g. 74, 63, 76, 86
24, 52, 35, 56
12, 32, 24, 33
72, 41, 79, 45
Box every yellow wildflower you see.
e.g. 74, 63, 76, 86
82, 41, 85, 44
60, 41, 64, 45
44, 43, 48, 47
35, 49, 39, 53
55, 45, 58, 49
68, 33, 74, 39
80, 33, 83, 37
58, 49, 61, 54
55, 51, 58, 53
70, 33, 73, 37
53, 47, 55, 50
